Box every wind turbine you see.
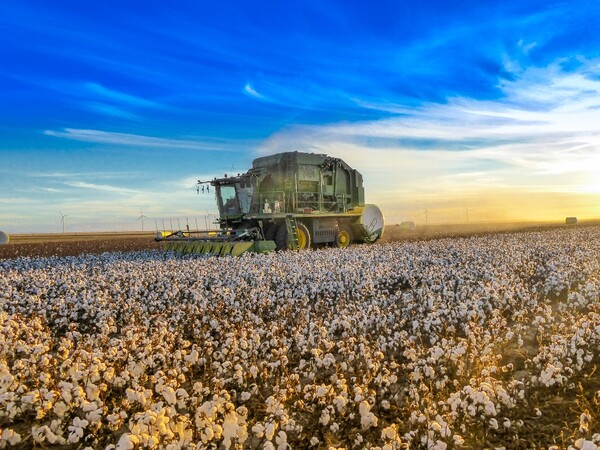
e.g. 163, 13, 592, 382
59, 211, 68, 233
137, 210, 149, 231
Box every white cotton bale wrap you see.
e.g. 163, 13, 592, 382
359, 204, 385, 243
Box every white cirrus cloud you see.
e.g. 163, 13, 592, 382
84, 82, 159, 108
257, 57, 600, 222
243, 83, 265, 99
64, 181, 143, 195
44, 128, 246, 152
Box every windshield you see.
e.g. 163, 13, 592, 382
219, 185, 241, 215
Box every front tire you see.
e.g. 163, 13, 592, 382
335, 225, 353, 248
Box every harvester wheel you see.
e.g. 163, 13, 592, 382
275, 224, 288, 251
296, 223, 311, 250
335, 225, 353, 248
264, 224, 277, 241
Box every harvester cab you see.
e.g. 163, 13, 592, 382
212, 174, 256, 222
157, 151, 385, 255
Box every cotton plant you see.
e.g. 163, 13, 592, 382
0, 226, 599, 448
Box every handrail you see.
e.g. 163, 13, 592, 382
258, 190, 350, 213
292, 192, 348, 212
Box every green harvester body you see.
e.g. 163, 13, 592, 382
156, 151, 384, 255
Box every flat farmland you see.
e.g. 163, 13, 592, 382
0, 232, 162, 259
1, 223, 599, 449
0, 221, 591, 260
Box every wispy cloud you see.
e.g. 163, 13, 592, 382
29, 170, 142, 179
74, 82, 162, 119
6, 76, 163, 120
243, 83, 264, 99
0, 197, 37, 205
84, 82, 158, 108
259, 57, 600, 218
37, 187, 66, 193
63, 181, 143, 195
44, 128, 246, 152
85, 102, 141, 120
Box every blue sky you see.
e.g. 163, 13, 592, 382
1, 0, 600, 232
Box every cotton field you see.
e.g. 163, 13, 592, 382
1, 227, 600, 449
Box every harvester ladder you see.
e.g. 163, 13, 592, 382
283, 155, 294, 212
285, 216, 299, 250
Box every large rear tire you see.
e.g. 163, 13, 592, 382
296, 222, 311, 250
275, 223, 288, 251
264, 223, 277, 241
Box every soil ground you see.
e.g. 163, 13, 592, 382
0, 219, 597, 259
0, 231, 162, 259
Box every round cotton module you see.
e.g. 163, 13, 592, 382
0, 231, 9, 245
359, 204, 385, 243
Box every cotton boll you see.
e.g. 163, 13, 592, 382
0, 429, 22, 445
83, 402, 103, 423
222, 409, 243, 450
381, 425, 397, 440
275, 431, 289, 450
264, 422, 277, 441
580, 412, 591, 433
200, 426, 214, 443
67, 426, 84, 443
431, 441, 447, 450
115, 433, 139, 450
359, 401, 378, 430
484, 401, 497, 417
319, 409, 330, 426
573, 439, 598, 450
252, 423, 265, 438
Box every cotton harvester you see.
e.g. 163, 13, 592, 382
156, 151, 384, 255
